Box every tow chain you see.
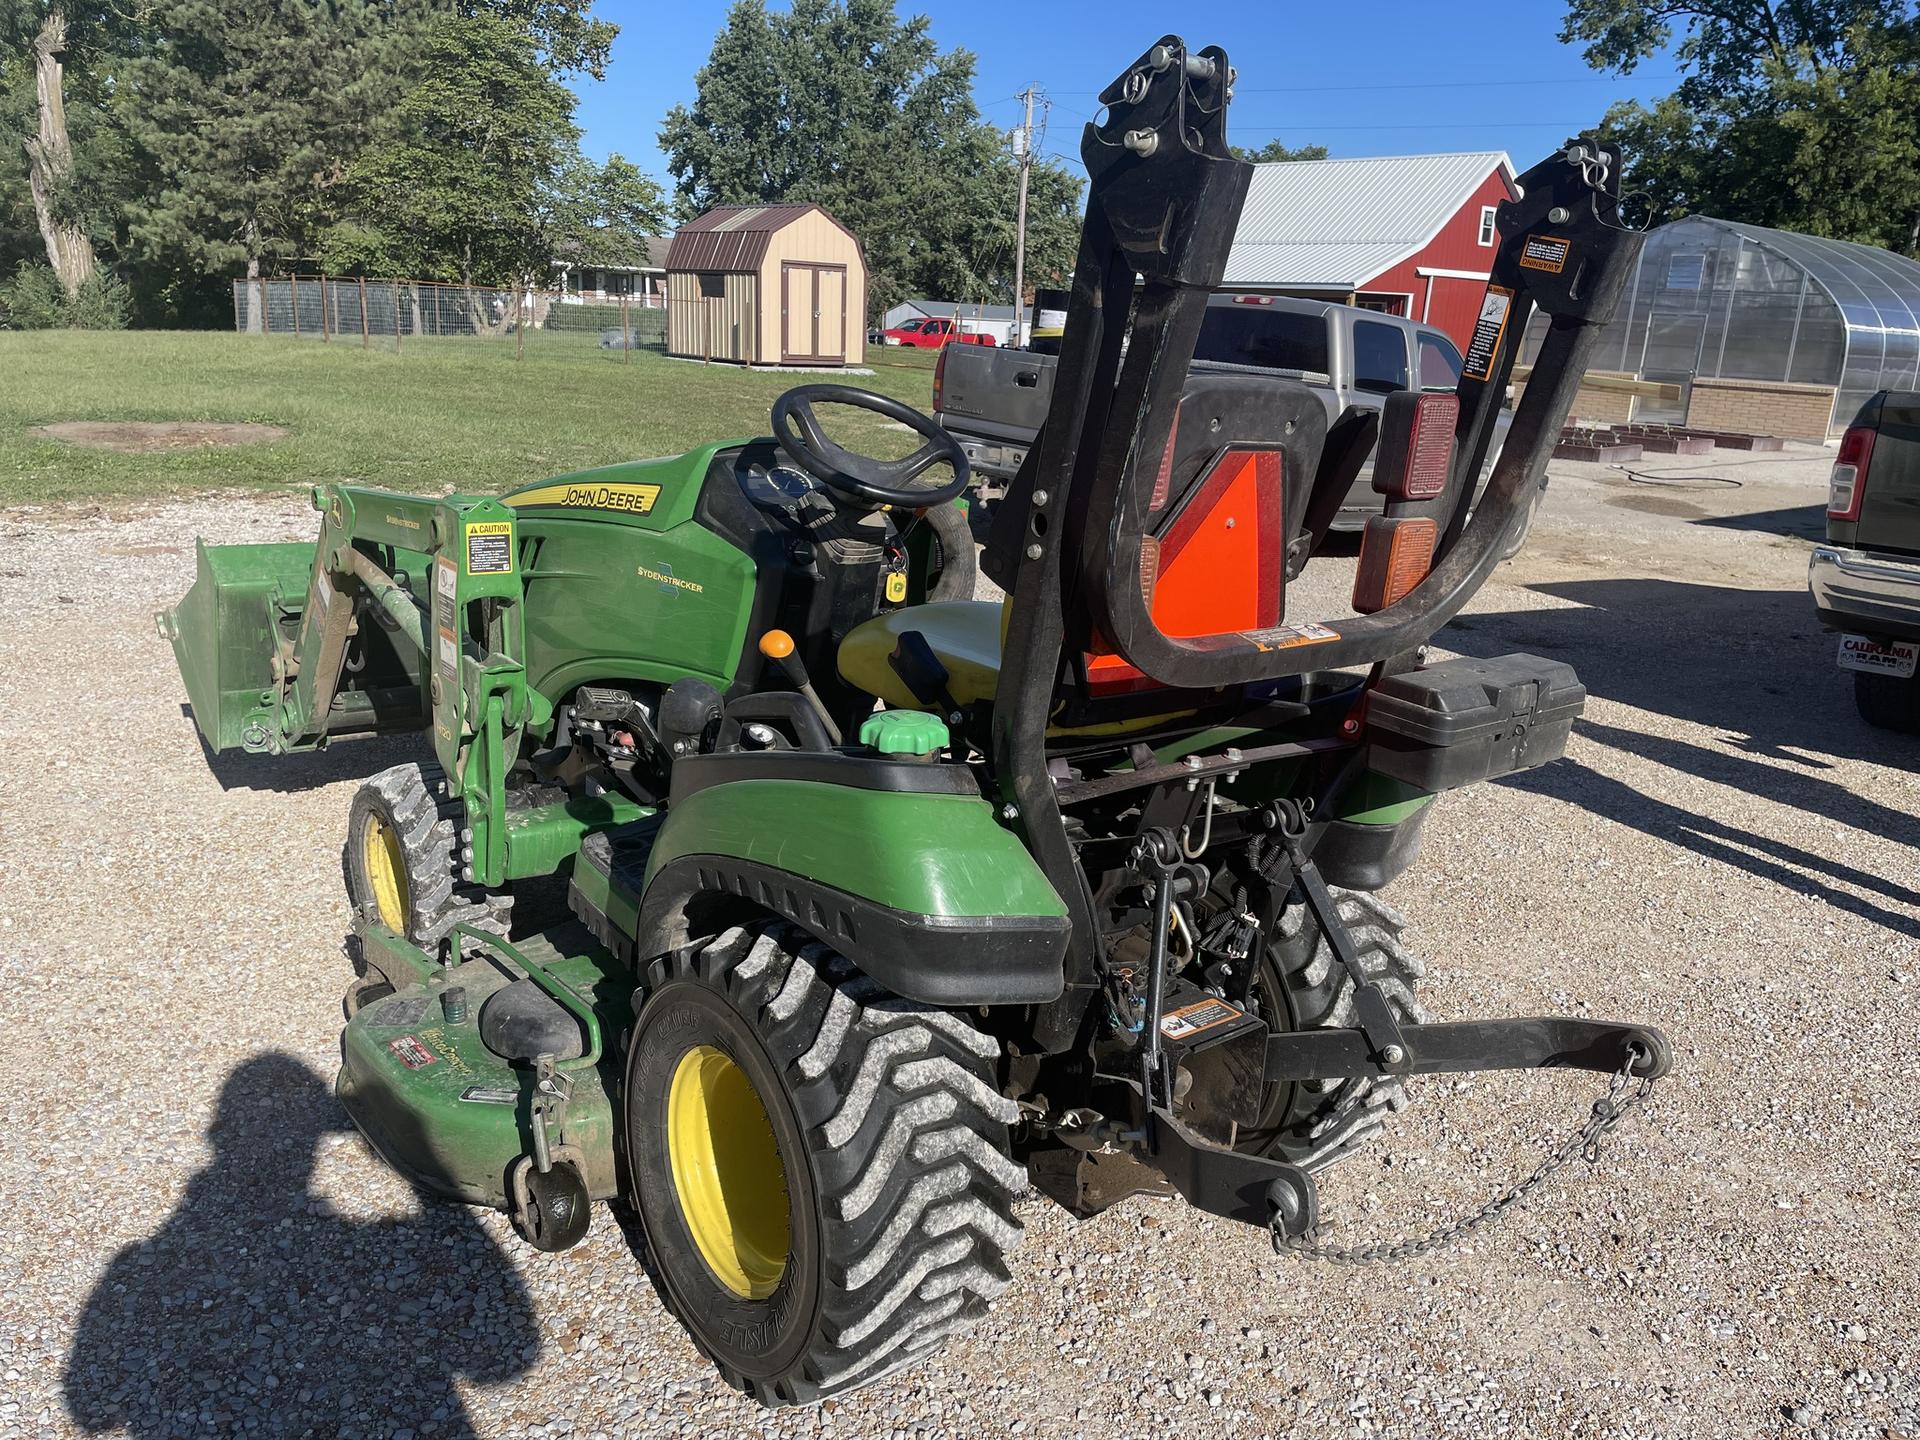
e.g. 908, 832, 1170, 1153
1271, 1047, 1657, 1265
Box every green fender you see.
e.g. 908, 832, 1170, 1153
636, 774, 1070, 1006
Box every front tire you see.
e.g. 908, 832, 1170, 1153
625, 922, 1026, 1404
343, 761, 511, 954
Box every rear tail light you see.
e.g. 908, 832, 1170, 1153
932, 345, 948, 412
1233, 293, 1274, 305
1352, 516, 1438, 614
1827, 423, 1876, 520
1372, 391, 1459, 500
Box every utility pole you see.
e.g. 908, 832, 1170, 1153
1011, 85, 1036, 349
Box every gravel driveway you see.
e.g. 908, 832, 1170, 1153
3, 443, 1916, 1440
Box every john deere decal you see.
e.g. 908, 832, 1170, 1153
508, 481, 663, 515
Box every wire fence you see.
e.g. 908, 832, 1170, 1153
230, 277, 670, 359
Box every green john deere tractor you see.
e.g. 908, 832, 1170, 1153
163, 35, 1672, 1404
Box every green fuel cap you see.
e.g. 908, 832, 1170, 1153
859, 709, 949, 757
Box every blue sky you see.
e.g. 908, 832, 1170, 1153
571, 0, 1682, 188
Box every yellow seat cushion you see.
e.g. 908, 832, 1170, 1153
837, 601, 1006, 710
837, 600, 1204, 739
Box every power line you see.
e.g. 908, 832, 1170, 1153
1235, 74, 1677, 93
1047, 74, 1678, 97
1233, 121, 1607, 132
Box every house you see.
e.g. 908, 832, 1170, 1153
551, 237, 673, 306
665, 204, 867, 367
1222, 152, 1516, 350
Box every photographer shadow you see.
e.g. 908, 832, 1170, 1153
63, 1053, 539, 1439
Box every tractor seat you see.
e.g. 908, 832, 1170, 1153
837, 602, 1202, 739
836, 601, 1005, 710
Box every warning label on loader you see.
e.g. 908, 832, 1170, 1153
1461, 285, 1514, 381
465, 521, 514, 575
1519, 235, 1572, 274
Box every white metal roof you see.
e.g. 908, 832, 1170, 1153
1224, 151, 1513, 290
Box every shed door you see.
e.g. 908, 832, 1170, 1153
814, 268, 844, 362
782, 262, 846, 364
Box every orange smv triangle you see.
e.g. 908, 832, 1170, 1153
1150, 449, 1273, 639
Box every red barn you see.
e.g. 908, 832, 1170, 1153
1222, 152, 1517, 350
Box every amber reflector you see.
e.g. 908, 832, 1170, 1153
1139, 533, 1162, 605
1149, 407, 1181, 512
1352, 516, 1438, 614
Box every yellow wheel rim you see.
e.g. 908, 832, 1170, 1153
667, 1044, 791, 1300
362, 812, 409, 933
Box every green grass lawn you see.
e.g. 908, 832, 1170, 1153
1, 330, 943, 505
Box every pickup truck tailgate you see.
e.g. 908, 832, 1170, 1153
940, 348, 1054, 441
1855, 391, 1920, 557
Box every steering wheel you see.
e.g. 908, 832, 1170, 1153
771, 384, 970, 509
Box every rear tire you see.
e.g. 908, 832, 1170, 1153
342, 761, 511, 956
921, 500, 978, 603
1853, 670, 1920, 734
1241, 886, 1428, 1171
624, 921, 1025, 1405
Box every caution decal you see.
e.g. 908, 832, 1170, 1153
1461, 285, 1515, 381
464, 521, 514, 575
507, 481, 663, 516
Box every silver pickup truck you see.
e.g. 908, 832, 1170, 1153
935, 293, 1518, 535
1810, 389, 1920, 733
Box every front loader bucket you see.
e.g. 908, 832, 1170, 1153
156, 539, 312, 752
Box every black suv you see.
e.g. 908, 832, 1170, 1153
1810, 390, 1920, 732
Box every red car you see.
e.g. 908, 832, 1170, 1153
879, 317, 998, 349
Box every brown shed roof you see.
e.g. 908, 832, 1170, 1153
665, 203, 863, 273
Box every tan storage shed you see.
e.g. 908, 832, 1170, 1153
664, 204, 867, 367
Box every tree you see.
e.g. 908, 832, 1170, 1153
119, 0, 394, 293
547, 153, 670, 270
320, 13, 663, 326
1563, 0, 1903, 98
460, 0, 616, 80
1230, 138, 1330, 164
1567, 1, 1920, 252
660, 0, 1082, 317
0, 0, 123, 299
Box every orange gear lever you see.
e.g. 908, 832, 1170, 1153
756, 630, 841, 745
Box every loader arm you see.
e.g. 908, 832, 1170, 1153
159, 483, 551, 886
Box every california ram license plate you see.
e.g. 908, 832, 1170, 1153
1837, 634, 1918, 678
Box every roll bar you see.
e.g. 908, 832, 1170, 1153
990, 35, 1644, 700
987, 38, 1642, 1027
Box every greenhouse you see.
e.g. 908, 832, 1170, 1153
1523, 215, 1920, 439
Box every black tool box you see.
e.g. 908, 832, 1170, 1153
1364, 653, 1586, 790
